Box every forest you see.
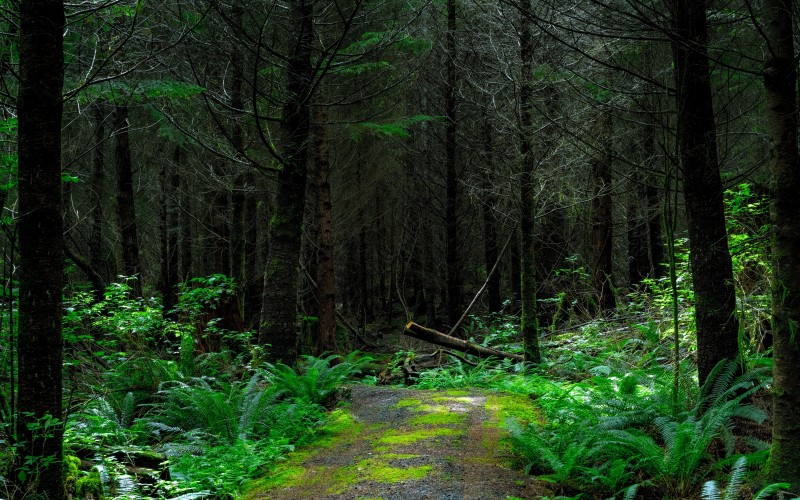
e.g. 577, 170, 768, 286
2, 0, 800, 498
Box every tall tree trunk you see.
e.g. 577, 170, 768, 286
763, 0, 800, 490
627, 174, 650, 287
160, 149, 180, 314
590, 108, 616, 311
258, 0, 315, 363
15, 0, 65, 496
230, 1, 246, 296
113, 105, 142, 296
647, 181, 665, 278
519, 2, 540, 363
312, 113, 337, 354
178, 149, 194, 281
210, 159, 230, 276
482, 118, 502, 314
444, 0, 462, 329
89, 102, 108, 285
670, 0, 739, 384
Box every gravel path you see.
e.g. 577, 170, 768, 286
244, 385, 550, 500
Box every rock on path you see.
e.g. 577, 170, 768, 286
244, 385, 550, 500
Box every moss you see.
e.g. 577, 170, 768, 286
444, 389, 470, 397
376, 427, 460, 446
432, 396, 474, 404
63, 455, 81, 497
244, 411, 361, 496
327, 458, 434, 494
75, 468, 103, 499
485, 393, 541, 428
409, 411, 465, 426
393, 398, 423, 408
245, 464, 308, 493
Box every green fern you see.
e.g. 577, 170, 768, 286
702, 456, 792, 500
265, 352, 369, 406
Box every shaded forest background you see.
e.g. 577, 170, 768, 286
2, 0, 800, 498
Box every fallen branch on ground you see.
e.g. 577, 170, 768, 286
403, 322, 524, 363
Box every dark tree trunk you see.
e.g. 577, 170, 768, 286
509, 228, 521, 306
14, 0, 65, 496
444, 0, 462, 329
113, 105, 142, 296
210, 159, 230, 276
159, 149, 180, 314
230, 1, 246, 295
89, 102, 108, 285
590, 109, 616, 311
258, 0, 315, 363
312, 114, 337, 354
627, 175, 650, 287
481, 118, 502, 314
178, 149, 194, 281
647, 181, 665, 278
643, 117, 665, 279
763, 0, 800, 490
519, 2, 540, 363
670, 0, 739, 384
358, 224, 371, 321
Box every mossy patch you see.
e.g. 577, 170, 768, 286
485, 393, 541, 428
409, 411, 465, 426
394, 398, 424, 408
432, 395, 475, 404
376, 427, 460, 446
327, 458, 434, 494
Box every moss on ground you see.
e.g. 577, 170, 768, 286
245, 387, 541, 499
485, 393, 541, 428
327, 458, 434, 494
375, 427, 460, 446
409, 411, 465, 426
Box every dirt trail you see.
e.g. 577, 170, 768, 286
244, 386, 550, 500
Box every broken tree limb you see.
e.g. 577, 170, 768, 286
404, 322, 524, 362
448, 230, 514, 336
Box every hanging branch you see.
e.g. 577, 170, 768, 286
448, 229, 515, 336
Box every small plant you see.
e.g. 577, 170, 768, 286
265, 351, 370, 407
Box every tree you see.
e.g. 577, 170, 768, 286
444, 0, 463, 329
761, 0, 800, 490
258, 0, 316, 363
14, 0, 65, 497
518, 0, 540, 363
670, 0, 739, 384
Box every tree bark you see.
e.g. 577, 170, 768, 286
159, 149, 179, 314
89, 102, 108, 285
313, 113, 337, 354
763, 0, 800, 490
178, 148, 194, 281
444, 0, 462, 329
590, 108, 616, 311
210, 159, 230, 276
627, 177, 650, 287
481, 118, 502, 314
519, 2, 540, 363
113, 104, 142, 296
670, 0, 739, 384
404, 322, 524, 362
15, 0, 65, 496
258, 0, 315, 363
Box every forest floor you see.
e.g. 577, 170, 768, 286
243, 385, 553, 500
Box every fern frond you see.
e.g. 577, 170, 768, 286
702, 479, 722, 500
753, 482, 792, 500
723, 456, 747, 500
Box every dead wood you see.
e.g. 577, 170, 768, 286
404, 322, 524, 362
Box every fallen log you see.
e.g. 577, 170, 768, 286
404, 322, 524, 363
